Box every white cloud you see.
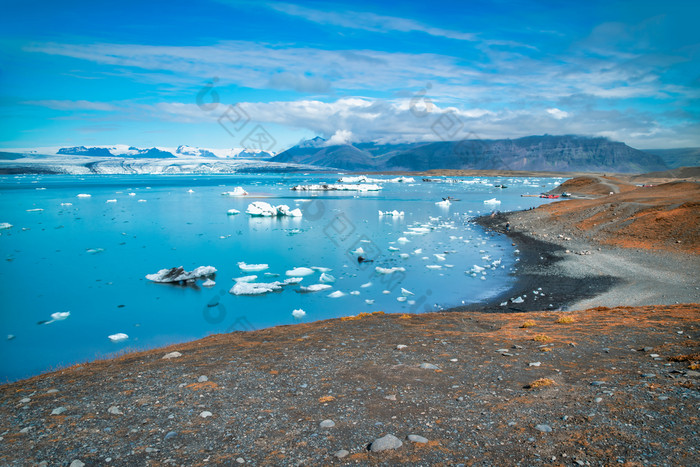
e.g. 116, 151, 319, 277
23, 100, 117, 111
546, 108, 569, 119
325, 129, 354, 146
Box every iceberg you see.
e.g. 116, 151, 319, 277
146, 266, 216, 283
319, 272, 335, 283
291, 183, 382, 192
328, 290, 346, 298
352, 247, 365, 255
434, 254, 446, 261
375, 266, 406, 274
484, 198, 501, 205
221, 187, 248, 196
237, 262, 269, 272
0, 223, 12, 230
283, 277, 303, 285
360, 282, 372, 288
299, 284, 332, 293
379, 210, 405, 217
401, 288, 414, 296
246, 201, 303, 217
397, 296, 407, 302
435, 200, 451, 207
286, 267, 315, 276
350, 290, 360, 295
292, 309, 306, 319
108, 333, 129, 343
234, 275, 258, 283
60, 203, 72, 206
230, 281, 283, 295
426, 265, 442, 269
26, 208, 43, 212
512, 296, 525, 304
227, 209, 240, 215
399, 253, 410, 259
106, 199, 117, 203
365, 299, 375, 304
76, 194, 91, 198
397, 237, 410, 243
202, 279, 216, 287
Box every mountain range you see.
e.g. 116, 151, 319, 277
271, 135, 673, 173
16, 145, 276, 160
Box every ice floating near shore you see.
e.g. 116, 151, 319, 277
227, 209, 240, 215
108, 333, 129, 343
0, 223, 12, 230
246, 201, 302, 217
202, 279, 216, 287
230, 281, 283, 295
76, 194, 91, 198
146, 266, 217, 283
339, 175, 414, 184
484, 198, 501, 205
238, 262, 268, 272
328, 290, 346, 298
286, 267, 314, 276
292, 309, 306, 319
221, 187, 248, 196
435, 200, 451, 207
299, 284, 332, 293
319, 272, 335, 283
375, 266, 406, 274
379, 210, 405, 217
291, 183, 382, 192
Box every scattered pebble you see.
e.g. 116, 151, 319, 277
198, 375, 208, 382
370, 434, 403, 452
320, 419, 335, 428
535, 424, 552, 433
407, 434, 429, 444
419, 363, 439, 370
200, 411, 213, 418
108, 406, 123, 415
334, 449, 349, 458
162, 352, 182, 359
51, 407, 66, 415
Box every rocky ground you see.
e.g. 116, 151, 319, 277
1, 174, 698, 466
0, 305, 698, 466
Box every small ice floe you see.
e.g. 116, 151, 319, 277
128, 192, 136, 196
397, 237, 410, 243
291, 183, 382, 192
426, 265, 442, 270
434, 254, 446, 261
375, 266, 406, 274
106, 199, 117, 203
187, 189, 195, 193
379, 210, 405, 217
512, 296, 525, 304
234, 275, 257, 283
237, 262, 268, 272
365, 299, 375, 304
286, 267, 315, 276
246, 202, 302, 217
400, 253, 410, 259
26, 208, 43, 212
227, 209, 240, 215
76, 194, 91, 198
435, 200, 451, 207
319, 272, 335, 283
382, 290, 391, 294
413, 248, 423, 254
350, 290, 360, 295
276, 204, 303, 217
0, 223, 12, 230
292, 309, 306, 319
283, 277, 303, 285
312, 266, 331, 272
221, 187, 248, 196
40, 311, 71, 325
388, 246, 400, 252
230, 281, 283, 295
146, 266, 217, 283
361, 282, 372, 288
352, 247, 365, 255
86, 248, 104, 254
397, 296, 407, 302
406, 227, 430, 235
138, 199, 147, 203
401, 288, 414, 296
202, 279, 216, 287
471, 265, 485, 273
299, 284, 332, 293
484, 198, 501, 206
7, 334, 15, 340
328, 290, 346, 298
60, 203, 72, 206
108, 333, 129, 343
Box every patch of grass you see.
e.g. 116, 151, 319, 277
689, 363, 699, 370
521, 320, 536, 328
525, 378, 555, 389
533, 334, 551, 342
668, 352, 700, 363
541, 347, 552, 352
556, 315, 575, 324
399, 314, 412, 319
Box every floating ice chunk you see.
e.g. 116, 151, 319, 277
413, 248, 423, 254
365, 299, 375, 304
230, 281, 282, 295
108, 333, 129, 343
187, 189, 195, 193
401, 288, 414, 296
406, 227, 430, 235
26, 208, 43, 212
512, 296, 525, 304
388, 246, 400, 251
360, 282, 372, 288
328, 290, 346, 298
227, 209, 240, 215
0, 223, 12, 230
352, 247, 365, 255
397, 237, 410, 243
399, 253, 410, 259
246, 201, 277, 217
299, 284, 332, 293
500, 301, 508, 306
146, 266, 217, 283
319, 272, 335, 283
106, 199, 117, 203
397, 296, 407, 302
435, 200, 451, 207
375, 266, 406, 274
291, 183, 382, 192
286, 267, 315, 276
350, 290, 360, 295
128, 192, 136, 196
60, 203, 72, 206
76, 194, 91, 198
407, 300, 416, 305
221, 187, 248, 196
234, 275, 257, 283
288, 208, 303, 217
202, 279, 216, 287
86, 248, 104, 254
484, 198, 501, 205
471, 265, 485, 273
434, 254, 446, 261
480, 276, 486, 280
283, 277, 303, 285
426, 265, 442, 270
237, 262, 268, 272
292, 309, 306, 319
138, 199, 147, 203
379, 210, 405, 217
311, 266, 331, 272
51, 312, 70, 322
382, 290, 391, 294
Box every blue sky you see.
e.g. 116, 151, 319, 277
1, 0, 698, 152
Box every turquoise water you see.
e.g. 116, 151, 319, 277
0, 173, 562, 381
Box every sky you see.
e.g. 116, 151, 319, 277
1, 0, 698, 152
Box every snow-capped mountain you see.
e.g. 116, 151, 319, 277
5, 145, 277, 159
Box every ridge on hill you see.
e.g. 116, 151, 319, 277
271, 135, 668, 173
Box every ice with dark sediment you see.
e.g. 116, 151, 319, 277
291, 183, 381, 192
146, 266, 217, 283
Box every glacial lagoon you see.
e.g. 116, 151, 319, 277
0, 173, 563, 381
